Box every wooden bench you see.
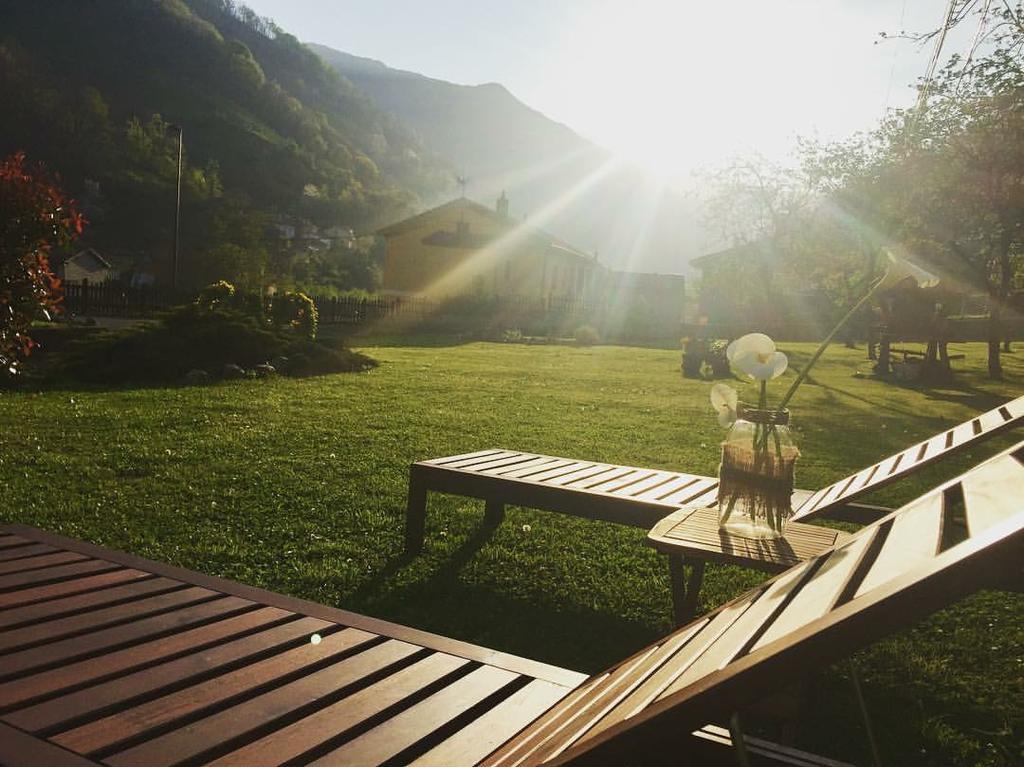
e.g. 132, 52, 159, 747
890, 347, 966, 361
406, 397, 1023, 621
404, 449, 723, 554
4, 441, 1024, 765
0, 524, 856, 767
407, 398, 1023, 553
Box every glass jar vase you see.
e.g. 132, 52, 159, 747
717, 405, 799, 539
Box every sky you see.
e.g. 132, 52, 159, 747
242, 0, 977, 180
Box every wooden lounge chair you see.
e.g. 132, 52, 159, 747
405, 395, 1023, 550
2, 441, 1022, 766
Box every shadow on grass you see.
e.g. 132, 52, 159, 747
347, 514, 658, 672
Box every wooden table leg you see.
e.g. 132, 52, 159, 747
484, 498, 506, 529
683, 558, 705, 621
404, 469, 428, 555
668, 554, 706, 626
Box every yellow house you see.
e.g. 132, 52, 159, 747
377, 194, 600, 300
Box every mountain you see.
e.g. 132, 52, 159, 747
310, 44, 703, 275
0, 0, 450, 283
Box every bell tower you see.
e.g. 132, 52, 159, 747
496, 190, 509, 218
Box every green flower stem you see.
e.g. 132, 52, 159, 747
777, 276, 884, 411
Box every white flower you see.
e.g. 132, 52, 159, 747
877, 249, 940, 291
726, 333, 788, 381
710, 383, 738, 427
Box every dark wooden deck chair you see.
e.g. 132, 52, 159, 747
406, 395, 1024, 552
2, 443, 1021, 766
480, 440, 1024, 766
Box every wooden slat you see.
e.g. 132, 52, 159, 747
0, 585, 214, 653
614, 471, 682, 498
0, 722, 101, 766
660, 566, 811, 696
441, 451, 522, 470
479, 456, 558, 476
474, 676, 611, 767
794, 397, 1024, 522
201, 653, 471, 767
516, 623, 711, 763
0, 551, 88, 576
544, 465, 618, 487
0, 606, 292, 709
411, 679, 569, 767
4, 616, 332, 734
462, 454, 541, 473
52, 626, 378, 755
0, 543, 58, 562
574, 469, 646, 492
109, 646, 457, 767
854, 493, 944, 599
311, 665, 519, 766
515, 462, 596, 483
495, 648, 662, 766
495, 458, 572, 479
0, 569, 152, 611
0, 577, 177, 631
649, 507, 847, 571
752, 532, 875, 651
582, 601, 753, 737
0, 535, 36, 551
425, 449, 505, 466
657, 479, 720, 506
1, 525, 586, 690
0, 559, 120, 592
0, 593, 243, 679
631, 476, 697, 503
961, 454, 1024, 538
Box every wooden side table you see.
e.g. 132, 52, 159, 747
648, 505, 852, 624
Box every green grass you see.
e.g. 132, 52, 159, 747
1, 339, 1022, 765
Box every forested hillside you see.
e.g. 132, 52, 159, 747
311, 44, 702, 275
0, 0, 452, 290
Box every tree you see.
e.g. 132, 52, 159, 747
0, 153, 83, 377
796, 37, 1024, 378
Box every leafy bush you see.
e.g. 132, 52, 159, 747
270, 291, 318, 339
705, 340, 731, 378
1, 153, 83, 378
195, 280, 236, 309
61, 304, 373, 383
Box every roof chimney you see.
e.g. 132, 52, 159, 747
496, 190, 509, 218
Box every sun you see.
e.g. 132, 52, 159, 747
552, 1, 835, 182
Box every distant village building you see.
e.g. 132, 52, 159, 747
52, 247, 115, 284
269, 219, 356, 252
691, 239, 836, 338
377, 195, 603, 301
376, 194, 687, 331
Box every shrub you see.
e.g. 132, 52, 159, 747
0, 153, 83, 378
705, 340, 731, 378
681, 337, 706, 378
574, 325, 600, 346
195, 280, 236, 309
61, 304, 373, 383
270, 291, 318, 339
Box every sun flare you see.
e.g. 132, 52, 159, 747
555, 1, 851, 180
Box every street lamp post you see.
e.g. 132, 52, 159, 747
169, 123, 183, 289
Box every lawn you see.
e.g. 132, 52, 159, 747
1, 338, 1022, 765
